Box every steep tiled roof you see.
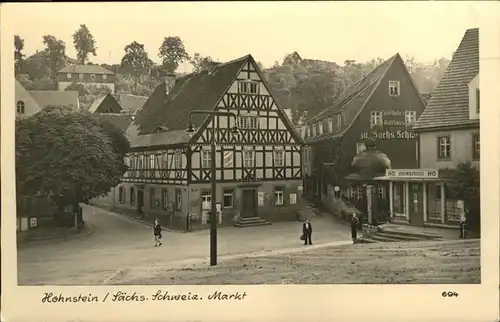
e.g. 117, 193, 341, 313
58, 64, 115, 75
28, 90, 79, 110
88, 95, 108, 113
94, 113, 134, 133
118, 94, 148, 114
414, 28, 479, 131
304, 54, 398, 143
133, 55, 249, 135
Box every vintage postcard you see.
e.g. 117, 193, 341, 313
1, 1, 499, 321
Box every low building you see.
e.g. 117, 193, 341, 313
15, 80, 41, 119
377, 28, 480, 227
94, 54, 304, 230
57, 64, 116, 93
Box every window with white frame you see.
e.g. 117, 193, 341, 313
79, 73, 84, 81
223, 189, 234, 208
377, 185, 385, 199
356, 142, 366, 154
274, 188, 284, 205
438, 136, 451, 160
67, 73, 72, 79
389, 81, 400, 96
150, 154, 155, 169
243, 150, 254, 167
16, 101, 25, 114
274, 149, 285, 167
91, 74, 96, 81
307, 126, 312, 137
370, 111, 383, 127
174, 152, 182, 168
201, 191, 211, 209
201, 150, 211, 168
405, 110, 417, 126
317, 122, 323, 135
103, 74, 107, 81
312, 124, 317, 136
238, 116, 258, 129
327, 118, 333, 132
223, 150, 233, 167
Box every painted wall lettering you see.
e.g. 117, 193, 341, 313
360, 130, 417, 140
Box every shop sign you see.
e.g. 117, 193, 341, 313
385, 169, 439, 179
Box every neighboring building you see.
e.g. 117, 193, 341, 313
28, 90, 80, 111
88, 93, 148, 115
88, 94, 122, 114
57, 64, 116, 93
93, 54, 304, 230
376, 28, 479, 228
301, 53, 426, 208
413, 28, 479, 170
15, 80, 41, 119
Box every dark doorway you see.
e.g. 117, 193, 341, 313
409, 182, 424, 226
137, 189, 144, 216
240, 189, 257, 218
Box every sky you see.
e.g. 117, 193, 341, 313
4, 1, 490, 73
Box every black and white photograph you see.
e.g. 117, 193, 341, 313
1, 2, 499, 322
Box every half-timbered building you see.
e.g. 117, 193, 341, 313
98, 55, 304, 230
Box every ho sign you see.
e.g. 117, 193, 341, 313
385, 169, 439, 179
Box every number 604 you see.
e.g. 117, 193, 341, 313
442, 291, 459, 297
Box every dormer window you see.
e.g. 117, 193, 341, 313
327, 118, 333, 132
317, 122, 323, 135
476, 89, 480, 114
389, 81, 400, 96
336, 114, 342, 131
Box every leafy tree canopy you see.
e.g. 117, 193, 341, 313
72, 24, 97, 64
14, 35, 25, 75
158, 36, 189, 73
15, 106, 130, 205
121, 41, 154, 76
42, 35, 66, 84
189, 52, 215, 72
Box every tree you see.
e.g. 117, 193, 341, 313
120, 41, 154, 76
189, 52, 215, 72
16, 74, 34, 90
72, 24, 97, 64
42, 35, 66, 85
15, 105, 130, 225
158, 36, 189, 73
445, 162, 480, 232
14, 35, 25, 75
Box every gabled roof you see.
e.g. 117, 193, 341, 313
28, 90, 79, 110
414, 28, 479, 131
133, 55, 249, 135
304, 54, 399, 143
15, 79, 41, 113
93, 113, 134, 133
88, 93, 123, 114
118, 94, 148, 114
58, 64, 115, 75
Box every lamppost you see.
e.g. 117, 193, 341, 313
186, 110, 239, 266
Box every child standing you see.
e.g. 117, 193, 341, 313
153, 218, 162, 247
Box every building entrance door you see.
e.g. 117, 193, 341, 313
240, 189, 257, 218
137, 189, 144, 216
409, 182, 424, 226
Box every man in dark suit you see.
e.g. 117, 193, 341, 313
302, 219, 312, 245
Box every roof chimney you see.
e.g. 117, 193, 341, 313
164, 74, 176, 95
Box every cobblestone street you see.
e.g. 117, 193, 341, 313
17, 205, 352, 285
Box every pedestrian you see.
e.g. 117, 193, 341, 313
153, 218, 162, 247
351, 213, 359, 244
302, 219, 313, 245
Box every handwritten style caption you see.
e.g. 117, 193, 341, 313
41, 290, 247, 303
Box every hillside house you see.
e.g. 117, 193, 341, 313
57, 64, 116, 93
93, 54, 304, 230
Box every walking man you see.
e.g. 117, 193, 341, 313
351, 213, 360, 244
153, 218, 163, 247
302, 219, 313, 245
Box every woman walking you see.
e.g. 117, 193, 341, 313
153, 218, 162, 247
351, 213, 359, 244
